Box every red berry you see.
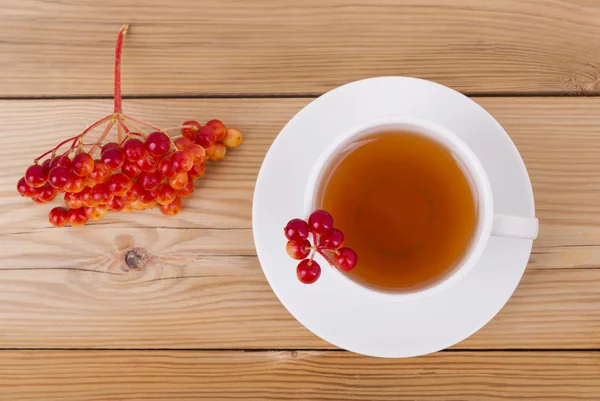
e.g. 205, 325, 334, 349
157, 184, 177, 205
122, 138, 146, 162
91, 183, 114, 204
188, 162, 205, 179
122, 160, 142, 179
205, 143, 216, 159
130, 200, 147, 211
194, 126, 216, 148
88, 160, 111, 184
186, 144, 206, 163
64, 192, 83, 209
17, 177, 37, 198
296, 259, 321, 284
158, 154, 176, 178
48, 166, 70, 189
320, 228, 344, 250
170, 150, 193, 173
139, 170, 163, 191
146, 131, 171, 157
181, 120, 201, 141
334, 247, 358, 271
63, 174, 86, 193
168, 172, 188, 190
101, 142, 120, 155
107, 173, 132, 196
159, 197, 182, 216
223, 128, 243, 148
209, 142, 226, 161
140, 189, 158, 204
174, 136, 193, 151
49, 207, 69, 227
137, 152, 159, 172
206, 119, 226, 141
84, 205, 108, 220
286, 240, 311, 260
284, 218, 309, 241
25, 164, 48, 188
108, 196, 127, 211
31, 196, 45, 204
50, 155, 72, 170
124, 182, 143, 203
68, 207, 89, 226
101, 147, 125, 170
35, 183, 57, 203
41, 159, 52, 175
308, 210, 333, 235
72, 153, 95, 177
80, 186, 98, 207
176, 180, 194, 199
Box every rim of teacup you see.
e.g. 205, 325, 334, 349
303, 115, 494, 303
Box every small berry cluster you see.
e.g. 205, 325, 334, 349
284, 210, 358, 284
16, 25, 242, 227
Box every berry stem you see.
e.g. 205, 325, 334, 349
42, 135, 78, 157
308, 248, 316, 264
89, 119, 116, 154
114, 25, 128, 114
119, 131, 144, 145
310, 232, 335, 264
34, 114, 113, 162
117, 120, 124, 143
116, 115, 130, 134
120, 115, 150, 136
316, 248, 335, 266
80, 114, 114, 138
116, 114, 130, 142
69, 137, 80, 150
122, 115, 162, 131
162, 124, 197, 133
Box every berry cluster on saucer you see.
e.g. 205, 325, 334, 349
284, 210, 358, 284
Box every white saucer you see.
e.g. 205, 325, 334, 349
253, 77, 535, 358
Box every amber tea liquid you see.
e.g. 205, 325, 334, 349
319, 132, 477, 291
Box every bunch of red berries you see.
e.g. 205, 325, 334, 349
284, 210, 358, 284
18, 122, 242, 227
15, 25, 243, 227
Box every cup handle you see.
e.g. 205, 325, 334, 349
492, 214, 539, 240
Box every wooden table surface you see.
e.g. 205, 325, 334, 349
2, 1, 600, 399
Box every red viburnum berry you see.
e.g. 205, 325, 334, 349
283, 212, 357, 284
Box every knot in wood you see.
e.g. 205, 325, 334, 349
124, 248, 148, 270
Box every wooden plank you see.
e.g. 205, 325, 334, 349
1, 97, 600, 348
0, 264, 599, 349
1, 97, 599, 255
1, 350, 599, 400
3, 1, 600, 96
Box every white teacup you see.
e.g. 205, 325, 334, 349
304, 116, 539, 302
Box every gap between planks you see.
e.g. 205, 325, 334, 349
4, 92, 600, 101
0, 348, 597, 352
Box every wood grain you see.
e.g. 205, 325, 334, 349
0, 97, 600, 348
1, 350, 599, 400
0, 264, 599, 349
4, 0, 600, 96
1, 97, 599, 253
